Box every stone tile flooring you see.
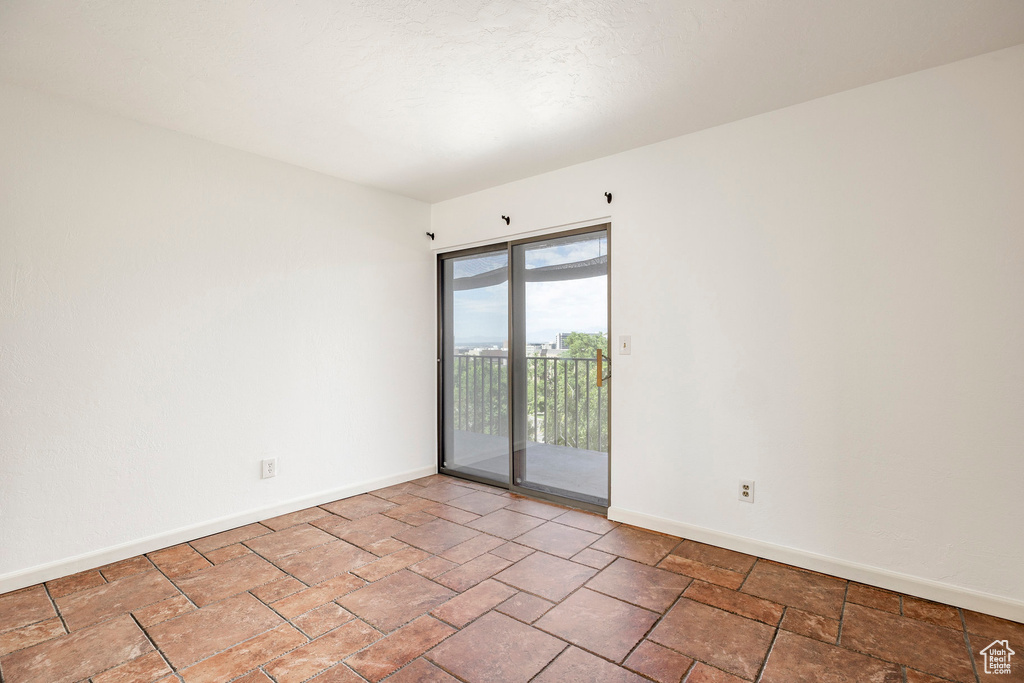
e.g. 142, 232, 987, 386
0, 474, 1021, 682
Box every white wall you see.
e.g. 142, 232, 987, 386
0, 84, 436, 589
432, 45, 1024, 619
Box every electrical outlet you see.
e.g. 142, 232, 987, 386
262, 458, 278, 479
739, 479, 755, 503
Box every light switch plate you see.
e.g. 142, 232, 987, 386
619, 335, 631, 355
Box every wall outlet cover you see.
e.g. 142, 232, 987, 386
262, 458, 278, 479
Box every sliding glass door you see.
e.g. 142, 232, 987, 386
438, 225, 610, 510
439, 246, 510, 484
511, 229, 609, 506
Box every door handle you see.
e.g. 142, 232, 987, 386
597, 349, 604, 387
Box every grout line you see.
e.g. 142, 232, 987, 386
738, 557, 759, 591
153, 648, 176, 680
524, 642, 571, 682
960, 607, 982, 683
754, 623, 782, 682
129, 613, 170, 671
41, 581, 71, 636
836, 582, 851, 646
620, 589, 686, 667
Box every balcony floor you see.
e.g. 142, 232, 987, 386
449, 430, 608, 506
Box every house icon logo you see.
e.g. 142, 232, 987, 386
981, 640, 1015, 675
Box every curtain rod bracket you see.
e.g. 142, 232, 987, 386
426, 232, 435, 240
501, 215, 510, 225
605, 192, 612, 204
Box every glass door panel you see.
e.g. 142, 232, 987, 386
511, 229, 609, 506
439, 248, 510, 485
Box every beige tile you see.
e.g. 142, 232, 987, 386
840, 602, 974, 682
533, 646, 648, 682
493, 551, 597, 602
394, 518, 482, 555
293, 603, 355, 638
345, 615, 455, 682
586, 557, 691, 613
490, 542, 535, 563
263, 619, 381, 683
275, 540, 376, 585
147, 592, 282, 669
174, 553, 284, 607
434, 553, 511, 592
551, 509, 618, 534
244, 524, 336, 561
251, 576, 306, 604
99, 556, 155, 582
657, 554, 746, 590
535, 589, 658, 663
502, 497, 567, 521
780, 607, 840, 643
46, 570, 106, 599
203, 543, 252, 565
352, 547, 431, 582
92, 651, 171, 683
132, 594, 195, 628
0, 615, 152, 683
648, 599, 775, 680
431, 579, 517, 628
515, 522, 601, 559
0, 617, 66, 657
682, 580, 784, 625
427, 611, 564, 683
270, 573, 365, 620
762, 630, 901, 683
439, 534, 506, 564
147, 544, 212, 578
56, 571, 178, 631
383, 658, 459, 682
846, 583, 901, 614
190, 523, 271, 554
571, 547, 616, 569
338, 570, 454, 633
590, 526, 679, 565
467, 509, 546, 540
494, 592, 555, 624
739, 561, 846, 619
0, 585, 57, 632
409, 555, 458, 579
902, 595, 963, 630
624, 640, 693, 683
179, 623, 307, 683
669, 540, 756, 575
321, 494, 397, 520
262, 506, 332, 531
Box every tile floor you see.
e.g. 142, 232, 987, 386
1, 474, 1020, 683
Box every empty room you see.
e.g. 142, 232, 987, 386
1, 1, 1023, 682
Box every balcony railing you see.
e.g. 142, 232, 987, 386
452, 354, 608, 452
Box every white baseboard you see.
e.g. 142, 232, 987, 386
608, 506, 1024, 624
0, 465, 436, 595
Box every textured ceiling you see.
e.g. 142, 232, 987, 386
2, 1, 1024, 202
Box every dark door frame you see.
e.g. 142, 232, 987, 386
436, 223, 611, 514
